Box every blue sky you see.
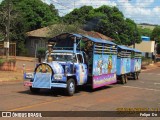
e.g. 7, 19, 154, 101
43, 0, 160, 25
0, 0, 160, 25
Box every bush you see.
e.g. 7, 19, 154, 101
142, 56, 152, 65
37, 47, 46, 57
0, 58, 5, 65
37, 47, 47, 62
0, 58, 16, 65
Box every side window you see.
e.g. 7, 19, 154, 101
77, 54, 83, 63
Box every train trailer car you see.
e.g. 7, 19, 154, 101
131, 49, 142, 80
24, 33, 117, 96
116, 45, 133, 84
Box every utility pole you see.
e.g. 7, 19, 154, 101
5, 0, 10, 59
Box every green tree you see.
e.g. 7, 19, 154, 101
48, 23, 83, 37
151, 26, 160, 54
0, 0, 59, 55
138, 27, 152, 37
151, 26, 160, 43
63, 5, 141, 46
63, 6, 93, 24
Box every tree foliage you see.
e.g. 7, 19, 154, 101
0, 0, 59, 55
138, 27, 152, 37
151, 26, 160, 43
0, 1, 143, 56
48, 23, 83, 37
151, 26, 160, 54
63, 5, 141, 46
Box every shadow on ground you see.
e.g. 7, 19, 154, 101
18, 85, 113, 97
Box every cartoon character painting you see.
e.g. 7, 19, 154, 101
135, 59, 140, 71
126, 59, 130, 72
36, 64, 52, 74
121, 59, 125, 74
108, 55, 112, 73
97, 56, 103, 75
79, 65, 85, 84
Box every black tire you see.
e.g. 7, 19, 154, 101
66, 78, 75, 96
30, 87, 40, 93
133, 73, 138, 80
136, 72, 139, 80
125, 75, 128, 83
121, 75, 125, 84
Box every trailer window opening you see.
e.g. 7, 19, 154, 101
94, 43, 117, 55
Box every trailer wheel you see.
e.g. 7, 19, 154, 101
66, 78, 75, 96
136, 72, 139, 80
133, 73, 138, 80
30, 87, 40, 93
121, 75, 125, 84
125, 75, 128, 83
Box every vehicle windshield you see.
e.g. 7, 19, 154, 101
47, 53, 74, 62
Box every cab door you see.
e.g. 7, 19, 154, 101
76, 53, 88, 85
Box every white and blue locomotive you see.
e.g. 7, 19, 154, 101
24, 33, 142, 96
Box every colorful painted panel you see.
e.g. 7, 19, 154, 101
131, 59, 141, 72
116, 59, 121, 75
92, 54, 117, 88
50, 62, 64, 74
75, 63, 88, 85
35, 63, 52, 74
131, 59, 135, 72
134, 59, 141, 72
93, 73, 117, 88
92, 54, 117, 75
117, 58, 131, 75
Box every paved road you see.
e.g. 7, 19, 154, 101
0, 67, 160, 119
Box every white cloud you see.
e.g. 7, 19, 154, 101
117, 0, 160, 24
44, 0, 160, 25
74, 0, 117, 8
136, 0, 154, 7
46, 0, 117, 15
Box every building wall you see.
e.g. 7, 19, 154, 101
135, 41, 155, 53
26, 37, 47, 57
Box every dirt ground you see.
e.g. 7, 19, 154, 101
0, 59, 37, 82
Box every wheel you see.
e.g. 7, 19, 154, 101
133, 73, 138, 80
125, 75, 128, 83
136, 72, 139, 80
121, 75, 125, 84
66, 78, 75, 96
30, 87, 40, 93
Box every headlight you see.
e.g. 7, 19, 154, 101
25, 73, 34, 79
54, 74, 63, 80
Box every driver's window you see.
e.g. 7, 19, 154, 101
77, 54, 83, 63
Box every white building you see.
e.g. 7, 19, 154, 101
134, 41, 155, 58
130, 36, 156, 58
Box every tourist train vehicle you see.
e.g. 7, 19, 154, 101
24, 33, 142, 96
116, 45, 141, 84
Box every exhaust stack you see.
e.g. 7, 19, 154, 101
47, 44, 53, 63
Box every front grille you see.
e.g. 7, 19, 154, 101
32, 73, 51, 88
